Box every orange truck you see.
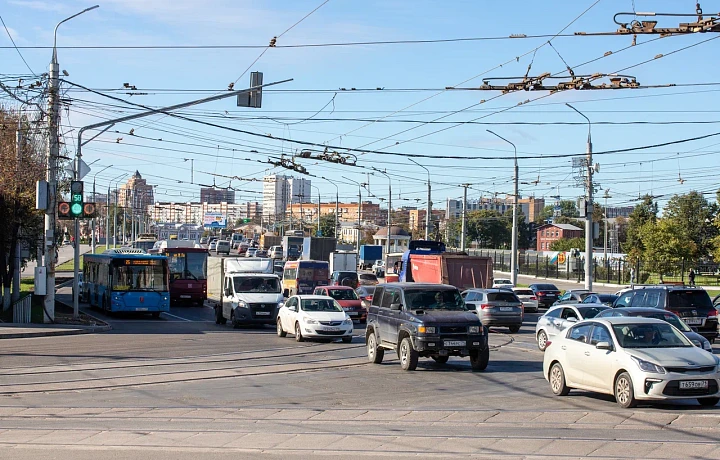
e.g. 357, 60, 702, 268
401, 253, 494, 290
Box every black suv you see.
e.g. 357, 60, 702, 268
529, 283, 561, 308
614, 286, 718, 341
365, 283, 489, 371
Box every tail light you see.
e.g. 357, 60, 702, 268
708, 310, 717, 318
480, 304, 490, 309
530, 296, 537, 300
367, 296, 373, 301
545, 341, 552, 348
537, 292, 545, 296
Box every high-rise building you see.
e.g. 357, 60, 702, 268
118, 171, 154, 212
200, 187, 235, 204
262, 175, 311, 223
445, 196, 544, 223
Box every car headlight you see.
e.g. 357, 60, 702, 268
418, 326, 435, 334
702, 340, 712, 351
343, 318, 353, 325
236, 301, 248, 309
468, 326, 480, 334
304, 317, 318, 324
631, 356, 665, 374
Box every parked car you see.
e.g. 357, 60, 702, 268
512, 287, 539, 313
492, 278, 514, 290
208, 240, 218, 252
596, 307, 713, 351
358, 273, 379, 286
330, 271, 359, 289
535, 303, 611, 351
529, 283, 561, 308
356, 285, 376, 310
268, 246, 283, 259
613, 285, 718, 342
245, 247, 258, 258
552, 289, 593, 306
462, 288, 524, 333
314, 285, 367, 323
215, 240, 231, 254
544, 317, 720, 408
372, 260, 385, 277
581, 293, 619, 307
366, 283, 489, 371
276, 295, 353, 343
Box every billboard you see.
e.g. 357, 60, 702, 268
203, 212, 227, 228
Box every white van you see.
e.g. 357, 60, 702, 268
230, 233, 244, 249
215, 240, 231, 254
268, 246, 283, 259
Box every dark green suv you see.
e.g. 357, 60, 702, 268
365, 283, 489, 371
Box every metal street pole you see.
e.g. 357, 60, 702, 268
409, 158, 431, 240
374, 170, 392, 255
111, 174, 126, 247
603, 189, 611, 262
312, 185, 321, 236
184, 158, 194, 183
91, 164, 112, 254
566, 103, 594, 290
342, 176, 365, 253
487, 130, 519, 286
322, 177, 339, 240
460, 184, 470, 251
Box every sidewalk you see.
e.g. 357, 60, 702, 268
0, 322, 111, 339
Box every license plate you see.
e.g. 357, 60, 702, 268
135, 308, 148, 311
499, 307, 514, 312
685, 318, 703, 325
255, 311, 270, 316
444, 340, 466, 347
325, 327, 341, 332
180, 295, 191, 299
348, 312, 358, 316
679, 380, 708, 390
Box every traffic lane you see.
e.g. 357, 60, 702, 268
511, 272, 622, 294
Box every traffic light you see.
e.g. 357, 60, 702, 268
58, 201, 72, 219
83, 202, 97, 218
70, 181, 84, 218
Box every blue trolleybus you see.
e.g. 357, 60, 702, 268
83, 249, 170, 317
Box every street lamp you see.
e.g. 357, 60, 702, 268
321, 176, 339, 240
487, 130, 519, 286
408, 158, 431, 240
341, 176, 367, 253
373, 169, 392, 256
91, 164, 113, 254
311, 185, 321, 236
111, 174, 128, 247
566, 103, 594, 290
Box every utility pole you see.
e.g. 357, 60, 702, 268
312, 185, 321, 236
322, 177, 339, 240
13, 123, 23, 303
409, 158, 431, 240
603, 189, 611, 261
342, 176, 365, 253
487, 130, 519, 286
91, 164, 112, 254
184, 158, 194, 183
460, 184, 470, 251
567, 103, 594, 290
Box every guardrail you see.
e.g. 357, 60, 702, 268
12, 295, 32, 324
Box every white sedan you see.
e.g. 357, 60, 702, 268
544, 317, 720, 408
492, 278, 514, 290
535, 303, 610, 351
277, 295, 354, 343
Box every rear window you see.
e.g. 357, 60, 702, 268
535, 284, 558, 290
327, 289, 358, 300
488, 292, 520, 302
359, 274, 377, 280
514, 289, 534, 296
336, 272, 358, 279
668, 290, 713, 312
578, 306, 608, 319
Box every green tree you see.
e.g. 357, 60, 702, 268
550, 237, 585, 252
663, 191, 717, 261
307, 214, 337, 238
640, 219, 696, 281
536, 200, 580, 223
622, 195, 658, 263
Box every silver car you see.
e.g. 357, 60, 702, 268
463, 288, 523, 333
512, 287, 539, 313
535, 303, 610, 351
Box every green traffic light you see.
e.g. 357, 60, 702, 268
70, 203, 83, 216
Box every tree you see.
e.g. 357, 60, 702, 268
536, 200, 580, 223
663, 191, 717, 261
639, 219, 696, 281
622, 195, 658, 263
307, 214, 337, 238
550, 237, 585, 252
0, 109, 45, 310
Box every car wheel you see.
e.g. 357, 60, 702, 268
614, 372, 637, 408
367, 331, 384, 364
295, 322, 304, 342
276, 318, 287, 337
432, 355, 449, 364
509, 325, 521, 334
537, 330, 549, 351
698, 397, 720, 407
341, 336, 352, 343
549, 362, 570, 396
399, 337, 418, 371
231, 311, 240, 329
470, 347, 489, 371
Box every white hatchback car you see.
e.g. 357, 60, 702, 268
277, 295, 354, 343
492, 278, 514, 290
535, 304, 610, 351
512, 287, 539, 313
544, 317, 720, 408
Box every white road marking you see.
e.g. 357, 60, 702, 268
161, 312, 192, 322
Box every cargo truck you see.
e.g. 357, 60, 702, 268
283, 236, 304, 260
358, 245, 383, 270
301, 237, 337, 262
329, 251, 358, 274
260, 234, 282, 250
205, 256, 284, 328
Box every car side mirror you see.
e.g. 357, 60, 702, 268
596, 341, 613, 350
566, 317, 578, 323
224, 288, 232, 297
289, 306, 297, 312
390, 303, 403, 311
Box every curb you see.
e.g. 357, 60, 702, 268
55, 298, 112, 330
0, 324, 111, 339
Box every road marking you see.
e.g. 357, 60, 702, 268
161, 312, 192, 322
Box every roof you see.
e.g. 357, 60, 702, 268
374, 226, 410, 237
377, 283, 457, 290
591, 317, 668, 326
538, 223, 583, 231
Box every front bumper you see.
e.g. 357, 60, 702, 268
481, 317, 523, 327
635, 371, 720, 400
232, 307, 277, 324
302, 325, 354, 338
414, 334, 487, 353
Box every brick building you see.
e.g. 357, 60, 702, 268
536, 223, 583, 251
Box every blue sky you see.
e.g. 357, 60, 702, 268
2, 0, 719, 214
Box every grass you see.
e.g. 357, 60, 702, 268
56, 246, 112, 271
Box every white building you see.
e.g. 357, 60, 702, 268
148, 201, 263, 226
262, 175, 311, 223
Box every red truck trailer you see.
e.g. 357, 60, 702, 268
404, 253, 493, 290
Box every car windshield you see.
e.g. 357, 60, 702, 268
404, 289, 467, 311
578, 306, 607, 319
112, 263, 168, 292
536, 284, 558, 290
613, 322, 693, 348
514, 289, 534, 296
598, 294, 618, 303
632, 312, 691, 332
327, 289, 358, 301
301, 298, 343, 312
358, 286, 376, 296
233, 277, 281, 293
487, 292, 519, 302
495, 279, 511, 284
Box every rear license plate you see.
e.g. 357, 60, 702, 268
499, 307, 514, 312
325, 327, 341, 332
180, 295, 191, 299
685, 318, 703, 325
679, 380, 708, 389
444, 340, 466, 347
347, 312, 358, 316
255, 311, 270, 316
135, 308, 148, 311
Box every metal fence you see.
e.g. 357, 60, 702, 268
12, 295, 31, 323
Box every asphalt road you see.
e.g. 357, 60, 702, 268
1, 296, 719, 459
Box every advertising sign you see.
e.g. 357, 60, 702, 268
203, 212, 227, 228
